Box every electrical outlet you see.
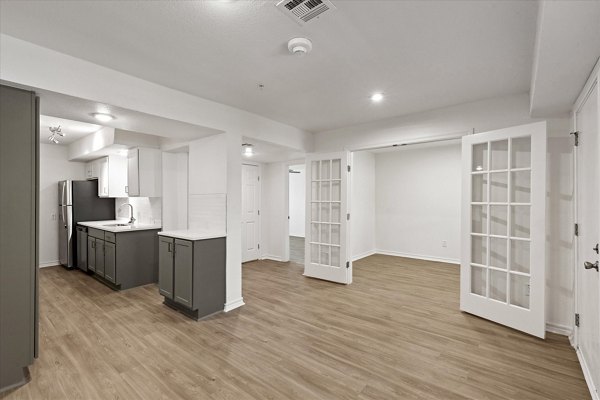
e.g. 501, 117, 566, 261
442, 240, 447, 248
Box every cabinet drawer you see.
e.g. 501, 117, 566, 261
88, 228, 105, 240
104, 231, 116, 243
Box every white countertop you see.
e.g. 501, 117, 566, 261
158, 229, 226, 241
78, 220, 162, 233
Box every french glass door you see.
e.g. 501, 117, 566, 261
461, 122, 547, 338
304, 152, 351, 284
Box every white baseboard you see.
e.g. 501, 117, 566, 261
224, 297, 245, 312
261, 254, 283, 262
352, 250, 377, 262
375, 249, 460, 265
545, 322, 572, 336
39, 261, 60, 268
576, 345, 599, 400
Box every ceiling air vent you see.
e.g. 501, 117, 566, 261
275, 0, 336, 25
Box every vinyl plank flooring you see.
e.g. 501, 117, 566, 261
0, 256, 590, 400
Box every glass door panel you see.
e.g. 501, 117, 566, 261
305, 152, 351, 284
462, 123, 546, 338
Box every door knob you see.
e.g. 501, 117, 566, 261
584, 261, 599, 272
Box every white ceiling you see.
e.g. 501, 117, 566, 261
39, 115, 101, 145
0, 0, 539, 133
530, 1, 600, 116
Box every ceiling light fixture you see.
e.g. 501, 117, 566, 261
370, 92, 384, 103
48, 125, 64, 144
242, 143, 254, 157
288, 37, 312, 56
91, 112, 115, 122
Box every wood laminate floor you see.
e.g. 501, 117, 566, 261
1, 255, 590, 400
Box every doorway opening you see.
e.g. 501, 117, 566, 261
288, 164, 305, 264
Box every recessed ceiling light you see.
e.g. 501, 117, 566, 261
91, 113, 115, 122
242, 143, 254, 157
370, 93, 384, 103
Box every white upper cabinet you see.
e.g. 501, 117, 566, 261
85, 159, 98, 179
127, 148, 162, 197
94, 155, 128, 198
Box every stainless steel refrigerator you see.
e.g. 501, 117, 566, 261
58, 180, 115, 269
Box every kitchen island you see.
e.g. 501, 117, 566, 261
77, 220, 162, 290
157, 230, 226, 320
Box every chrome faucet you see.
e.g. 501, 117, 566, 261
120, 203, 136, 224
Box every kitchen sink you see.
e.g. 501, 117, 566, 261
104, 223, 131, 227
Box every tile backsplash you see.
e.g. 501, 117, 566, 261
115, 197, 162, 225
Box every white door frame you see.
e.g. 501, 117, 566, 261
283, 159, 306, 263
572, 58, 600, 399
241, 162, 261, 262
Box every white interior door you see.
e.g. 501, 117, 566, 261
461, 122, 547, 338
575, 80, 600, 394
242, 164, 259, 262
305, 152, 351, 284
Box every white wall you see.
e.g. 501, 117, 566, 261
115, 197, 162, 225
162, 152, 188, 231
39, 144, 86, 266
288, 164, 305, 238
374, 142, 462, 263
351, 152, 376, 260
261, 162, 289, 261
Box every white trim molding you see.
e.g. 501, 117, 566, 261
577, 346, 600, 400
224, 297, 245, 312
39, 261, 60, 268
260, 255, 284, 262
545, 322, 572, 337
352, 250, 377, 262
376, 249, 460, 265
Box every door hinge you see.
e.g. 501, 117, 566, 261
346, 261, 350, 269
570, 131, 579, 146
258, 210, 260, 216
575, 313, 580, 327
347, 213, 350, 220
258, 176, 260, 182
258, 243, 260, 250
347, 165, 351, 172
575, 223, 579, 236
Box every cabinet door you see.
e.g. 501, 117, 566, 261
173, 239, 193, 308
85, 162, 93, 179
97, 157, 109, 197
77, 229, 87, 270
104, 241, 116, 284
87, 237, 96, 272
127, 149, 140, 196
158, 237, 174, 299
95, 239, 105, 277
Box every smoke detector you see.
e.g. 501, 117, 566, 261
288, 38, 312, 56
276, 0, 336, 25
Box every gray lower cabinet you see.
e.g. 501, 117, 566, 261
104, 242, 116, 284
79, 225, 160, 290
87, 236, 96, 273
173, 240, 193, 308
76, 226, 88, 271
158, 237, 174, 299
158, 235, 226, 320
95, 239, 105, 278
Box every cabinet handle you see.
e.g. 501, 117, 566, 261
168, 242, 172, 253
